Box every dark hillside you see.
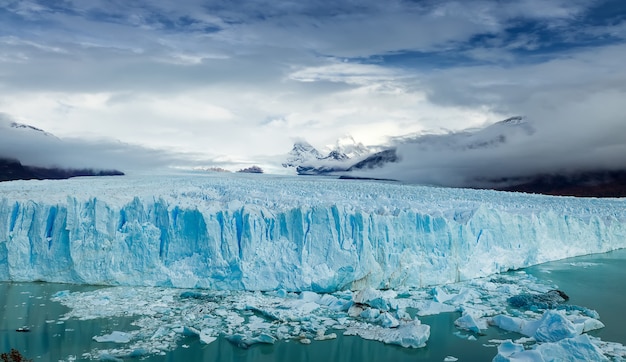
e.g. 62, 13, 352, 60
0, 158, 124, 182
494, 170, 626, 198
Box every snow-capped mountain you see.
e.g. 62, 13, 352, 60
288, 116, 535, 177
282, 136, 372, 173
282, 140, 325, 168
327, 135, 370, 160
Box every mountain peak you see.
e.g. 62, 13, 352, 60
291, 140, 322, 156
327, 134, 370, 160
8, 121, 55, 137
498, 116, 526, 125
282, 140, 324, 168
282, 136, 372, 172
485, 115, 535, 137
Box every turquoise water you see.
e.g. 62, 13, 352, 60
2, 249, 625, 361
523, 251, 626, 345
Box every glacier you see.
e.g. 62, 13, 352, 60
1, 173, 625, 291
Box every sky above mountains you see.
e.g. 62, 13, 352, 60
1, 0, 625, 171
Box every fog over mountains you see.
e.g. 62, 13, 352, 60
283, 116, 626, 197
2, 112, 625, 196
359, 116, 626, 190
0, 114, 209, 175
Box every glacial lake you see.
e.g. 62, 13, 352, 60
2, 248, 625, 361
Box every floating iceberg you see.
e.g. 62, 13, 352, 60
492, 335, 608, 362
1, 174, 625, 291
344, 320, 430, 348
93, 331, 132, 343
455, 312, 487, 334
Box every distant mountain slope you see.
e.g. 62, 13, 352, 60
0, 119, 125, 181
0, 158, 33, 181
289, 117, 536, 177
494, 170, 626, 197
0, 158, 124, 182
331, 117, 626, 197
347, 149, 399, 171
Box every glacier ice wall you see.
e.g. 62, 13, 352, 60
0, 174, 625, 291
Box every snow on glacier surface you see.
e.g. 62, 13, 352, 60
0, 172, 625, 291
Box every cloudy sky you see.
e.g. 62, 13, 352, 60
0, 0, 625, 172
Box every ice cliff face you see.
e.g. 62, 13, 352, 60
1, 174, 625, 291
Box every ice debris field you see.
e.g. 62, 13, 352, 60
50, 271, 626, 361
1, 173, 626, 360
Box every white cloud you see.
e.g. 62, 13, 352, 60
0, 0, 624, 174
0, 114, 201, 171
288, 61, 400, 85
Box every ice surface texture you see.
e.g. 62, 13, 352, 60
1, 173, 625, 291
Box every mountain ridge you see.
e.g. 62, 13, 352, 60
0, 119, 125, 181
282, 117, 626, 197
282, 136, 371, 173
0, 157, 124, 182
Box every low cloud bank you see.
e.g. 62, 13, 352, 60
0, 115, 210, 172
348, 106, 626, 188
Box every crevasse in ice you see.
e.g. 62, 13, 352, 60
1, 173, 625, 291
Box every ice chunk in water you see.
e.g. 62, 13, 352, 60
346, 320, 430, 348
491, 315, 524, 334
431, 286, 453, 303
491, 310, 578, 342
495, 340, 524, 357
359, 307, 380, 321
353, 288, 396, 311
299, 291, 321, 303
508, 290, 569, 310
415, 300, 457, 316
93, 331, 132, 343
199, 328, 217, 344
534, 311, 578, 343
535, 334, 608, 361
378, 312, 400, 328
491, 340, 545, 362
455, 313, 485, 334
226, 333, 276, 349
